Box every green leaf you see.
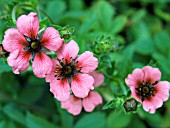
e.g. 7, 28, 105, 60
69, 0, 83, 10
102, 99, 115, 110
129, 117, 145, 128
102, 98, 124, 111
26, 112, 56, 128
74, 112, 106, 128
154, 31, 170, 55
18, 84, 44, 104
131, 9, 146, 23
132, 22, 150, 40
46, 0, 66, 23
100, 55, 112, 68
55, 100, 73, 128
152, 53, 170, 76
0, 120, 16, 128
111, 15, 127, 34
138, 108, 162, 127
39, 17, 49, 28
3, 104, 26, 126
145, 113, 162, 127
0, 72, 19, 94
78, 15, 96, 34
96, 1, 115, 31
135, 38, 154, 55
155, 8, 170, 22
107, 110, 132, 128
0, 59, 11, 73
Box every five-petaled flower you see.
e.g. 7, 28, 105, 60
61, 71, 104, 115
125, 66, 170, 113
45, 40, 98, 101
2, 12, 63, 78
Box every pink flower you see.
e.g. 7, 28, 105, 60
125, 66, 170, 114
61, 71, 104, 115
46, 40, 98, 101
2, 12, 63, 78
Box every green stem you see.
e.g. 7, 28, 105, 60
38, 8, 55, 24
12, 4, 34, 23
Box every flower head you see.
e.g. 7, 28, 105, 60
125, 66, 170, 113
46, 40, 98, 101
2, 12, 63, 78
61, 71, 104, 115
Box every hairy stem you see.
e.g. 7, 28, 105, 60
12, 4, 34, 23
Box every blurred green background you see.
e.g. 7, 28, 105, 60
0, 0, 170, 128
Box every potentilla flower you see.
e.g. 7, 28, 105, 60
125, 66, 170, 113
45, 40, 98, 101
61, 71, 104, 115
2, 12, 63, 78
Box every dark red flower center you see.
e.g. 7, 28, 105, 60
62, 65, 73, 75
31, 42, 39, 49
24, 36, 42, 59
54, 58, 82, 81
136, 81, 158, 102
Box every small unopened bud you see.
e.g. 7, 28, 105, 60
0, 45, 5, 58
61, 30, 71, 39
0, 44, 9, 58
123, 98, 138, 113
60, 26, 75, 40
101, 41, 111, 51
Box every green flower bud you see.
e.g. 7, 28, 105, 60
123, 98, 138, 113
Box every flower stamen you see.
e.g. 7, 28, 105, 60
54, 57, 82, 81
136, 82, 156, 102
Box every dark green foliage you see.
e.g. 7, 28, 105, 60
0, 0, 170, 128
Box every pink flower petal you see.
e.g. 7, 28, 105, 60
61, 95, 82, 115
155, 81, 170, 101
32, 52, 52, 78
16, 12, 39, 39
76, 51, 98, 73
7, 50, 31, 74
142, 66, 161, 84
89, 71, 104, 87
40, 27, 63, 51
151, 96, 163, 109
149, 108, 156, 114
142, 99, 155, 113
83, 92, 102, 112
57, 40, 79, 62
125, 68, 144, 88
71, 74, 94, 98
50, 79, 70, 102
130, 86, 142, 103
45, 59, 60, 82
2, 28, 28, 52
142, 95, 164, 114
142, 96, 163, 114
